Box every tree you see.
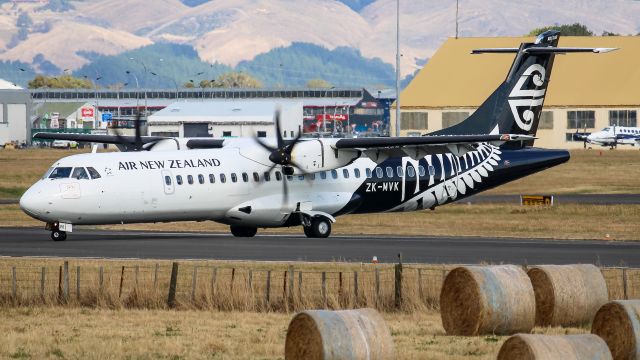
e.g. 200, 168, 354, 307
527, 23, 594, 36
601, 31, 620, 36
215, 71, 262, 88
28, 74, 93, 89
306, 78, 332, 88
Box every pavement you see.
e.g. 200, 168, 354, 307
0, 227, 638, 266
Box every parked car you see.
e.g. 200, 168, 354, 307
51, 140, 78, 149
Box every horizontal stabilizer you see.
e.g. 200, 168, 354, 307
472, 47, 618, 55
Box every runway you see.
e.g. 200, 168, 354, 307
0, 227, 638, 266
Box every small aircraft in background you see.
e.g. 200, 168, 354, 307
575, 126, 640, 148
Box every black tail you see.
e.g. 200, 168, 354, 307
432, 31, 562, 146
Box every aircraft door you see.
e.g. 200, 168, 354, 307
161, 170, 175, 195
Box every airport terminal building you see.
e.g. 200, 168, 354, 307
393, 36, 640, 149
0, 79, 30, 146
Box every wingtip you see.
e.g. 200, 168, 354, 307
594, 47, 619, 53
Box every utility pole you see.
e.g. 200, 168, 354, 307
455, 0, 460, 39
395, 0, 401, 137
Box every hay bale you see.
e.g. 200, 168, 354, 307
592, 300, 640, 360
284, 308, 396, 360
440, 265, 535, 336
527, 264, 608, 327
497, 334, 613, 360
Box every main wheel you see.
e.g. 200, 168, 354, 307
305, 217, 332, 238
51, 231, 67, 241
230, 226, 257, 237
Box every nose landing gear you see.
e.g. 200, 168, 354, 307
46, 222, 68, 241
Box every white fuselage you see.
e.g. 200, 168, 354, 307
586, 126, 640, 146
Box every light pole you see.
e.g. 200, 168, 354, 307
125, 70, 140, 119
323, 86, 335, 135
129, 57, 148, 117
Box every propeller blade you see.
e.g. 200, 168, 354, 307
254, 137, 277, 153
281, 169, 289, 208
274, 107, 284, 149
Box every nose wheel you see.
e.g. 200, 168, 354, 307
304, 217, 332, 238
51, 230, 67, 241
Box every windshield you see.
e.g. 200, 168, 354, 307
603, 127, 610, 132
48, 167, 72, 179
42, 167, 55, 180
72, 167, 90, 180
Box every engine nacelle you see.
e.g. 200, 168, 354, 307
291, 139, 360, 173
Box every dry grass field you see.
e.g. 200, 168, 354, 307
0, 307, 588, 360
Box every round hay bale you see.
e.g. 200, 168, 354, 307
592, 300, 640, 360
527, 264, 608, 327
497, 334, 613, 360
440, 265, 535, 336
284, 308, 396, 360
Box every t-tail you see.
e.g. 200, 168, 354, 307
432, 30, 617, 147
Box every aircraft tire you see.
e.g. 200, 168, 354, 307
230, 226, 257, 237
51, 231, 67, 241
308, 217, 331, 238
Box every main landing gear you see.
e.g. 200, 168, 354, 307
230, 226, 258, 237
303, 217, 332, 238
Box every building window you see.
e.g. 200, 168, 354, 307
257, 131, 267, 138
609, 110, 637, 127
567, 111, 595, 129
538, 111, 554, 129
442, 112, 469, 128
223, 131, 232, 137
401, 112, 428, 130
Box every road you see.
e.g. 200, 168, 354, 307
0, 227, 638, 266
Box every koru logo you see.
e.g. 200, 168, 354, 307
508, 64, 546, 131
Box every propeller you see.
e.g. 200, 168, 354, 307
113, 111, 151, 151
253, 108, 309, 207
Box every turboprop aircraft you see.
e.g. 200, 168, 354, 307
22, 31, 616, 241
575, 126, 640, 148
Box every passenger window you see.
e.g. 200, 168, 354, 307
209, 174, 215, 183
354, 169, 361, 178
365, 168, 372, 179
242, 173, 249, 182
331, 170, 338, 179
231, 173, 238, 183
320, 171, 327, 180
375, 168, 383, 178
187, 175, 194, 185
275, 171, 282, 181
298, 175, 305, 181
386, 167, 393, 178
220, 174, 226, 183
343, 169, 349, 178
428, 165, 436, 176
287, 175, 293, 181
253, 172, 260, 182
264, 172, 271, 182
198, 174, 204, 184
176, 175, 183, 185
164, 176, 172, 186
397, 166, 404, 177
72, 167, 90, 180
87, 167, 101, 179
418, 166, 426, 177
49, 167, 72, 179
407, 166, 415, 178
309, 173, 315, 180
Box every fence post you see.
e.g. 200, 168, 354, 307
58, 265, 62, 302
395, 253, 403, 309
99, 267, 104, 293
11, 266, 17, 300
418, 268, 423, 301
375, 268, 380, 307
231, 268, 235, 293
339, 272, 343, 306
76, 266, 81, 301
191, 266, 198, 301
167, 262, 179, 308
153, 264, 159, 289
623, 268, 628, 300
134, 265, 139, 290
118, 266, 125, 298
40, 267, 46, 300
248, 270, 253, 292
322, 272, 327, 308
298, 271, 303, 304
62, 261, 69, 303
354, 271, 359, 306
211, 267, 217, 297
266, 270, 271, 306
288, 266, 294, 309
283, 270, 288, 305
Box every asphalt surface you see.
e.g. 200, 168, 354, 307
0, 227, 638, 266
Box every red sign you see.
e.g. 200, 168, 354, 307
315, 114, 349, 121
81, 108, 94, 118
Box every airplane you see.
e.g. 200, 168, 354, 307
575, 126, 640, 148
21, 31, 616, 241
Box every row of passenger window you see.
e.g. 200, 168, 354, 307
166, 165, 438, 187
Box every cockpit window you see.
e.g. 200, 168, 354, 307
72, 167, 90, 180
48, 167, 72, 179
603, 127, 610, 131
87, 167, 101, 179
42, 167, 55, 180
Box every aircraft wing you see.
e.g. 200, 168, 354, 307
333, 134, 535, 160
33, 132, 166, 145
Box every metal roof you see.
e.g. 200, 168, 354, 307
400, 36, 640, 109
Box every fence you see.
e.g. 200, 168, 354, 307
0, 261, 638, 312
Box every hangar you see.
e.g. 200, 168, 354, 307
147, 100, 303, 138
0, 79, 30, 146
393, 36, 640, 148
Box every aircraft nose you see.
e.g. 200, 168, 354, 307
19, 187, 44, 218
